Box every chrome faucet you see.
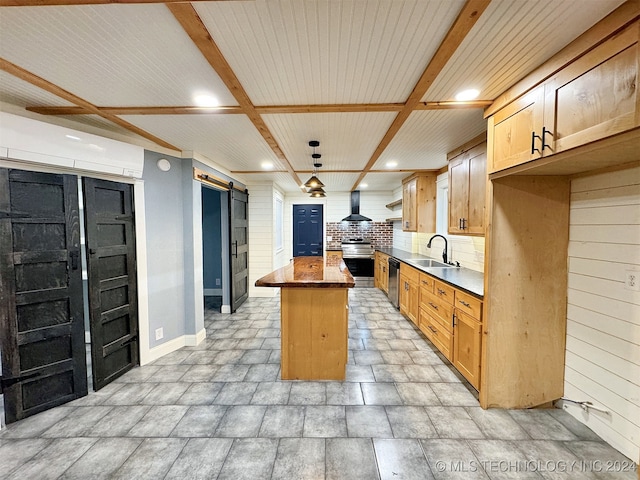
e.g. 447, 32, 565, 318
427, 234, 449, 264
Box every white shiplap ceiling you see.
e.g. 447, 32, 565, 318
0, 0, 628, 193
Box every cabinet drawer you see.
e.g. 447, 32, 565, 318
400, 263, 420, 283
433, 279, 455, 305
418, 273, 435, 294
421, 290, 453, 332
419, 308, 452, 361
454, 290, 482, 321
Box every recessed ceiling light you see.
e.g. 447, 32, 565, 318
386, 160, 398, 168
194, 94, 219, 107
261, 161, 273, 170
65, 134, 81, 141
455, 89, 480, 101
359, 183, 368, 189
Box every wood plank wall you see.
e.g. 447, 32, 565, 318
561, 163, 640, 463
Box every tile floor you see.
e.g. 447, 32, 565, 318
0, 288, 636, 479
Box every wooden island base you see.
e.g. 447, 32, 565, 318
281, 287, 348, 380
255, 256, 355, 381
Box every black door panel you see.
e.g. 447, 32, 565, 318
230, 189, 248, 312
0, 168, 87, 423
83, 178, 138, 391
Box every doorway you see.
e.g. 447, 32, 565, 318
202, 186, 227, 312
293, 204, 324, 256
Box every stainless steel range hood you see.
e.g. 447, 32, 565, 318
342, 190, 372, 222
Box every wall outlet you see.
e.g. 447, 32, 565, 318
155, 327, 164, 340
216, 278, 221, 286
625, 270, 640, 291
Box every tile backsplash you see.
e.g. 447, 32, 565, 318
326, 222, 393, 249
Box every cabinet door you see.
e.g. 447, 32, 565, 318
380, 259, 388, 293
453, 309, 482, 389
399, 274, 409, 316
546, 22, 639, 155
402, 178, 417, 231
490, 86, 544, 173
407, 279, 419, 326
465, 147, 487, 235
448, 154, 468, 234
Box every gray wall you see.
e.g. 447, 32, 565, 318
142, 151, 186, 347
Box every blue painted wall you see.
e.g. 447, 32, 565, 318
202, 187, 223, 292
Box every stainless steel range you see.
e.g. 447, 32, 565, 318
341, 238, 375, 287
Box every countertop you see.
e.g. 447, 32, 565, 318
255, 256, 355, 288
376, 247, 484, 298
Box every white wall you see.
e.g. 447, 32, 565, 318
560, 164, 640, 463
248, 183, 277, 298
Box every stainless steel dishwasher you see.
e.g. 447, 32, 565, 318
387, 257, 400, 309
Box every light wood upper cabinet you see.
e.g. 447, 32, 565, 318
402, 173, 436, 232
490, 86, 545, 172
547, 22, 639, 155
448, 139, 487, 236
488, 19, 639, 174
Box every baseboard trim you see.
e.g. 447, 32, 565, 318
221, 305, 231, 314
186, 328, 206, 346
144, 336, 185, 364
142, 329, 207, 364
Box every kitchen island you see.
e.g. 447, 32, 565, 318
255, 256, 355, 380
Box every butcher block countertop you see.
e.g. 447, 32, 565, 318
255, 256, 355, 288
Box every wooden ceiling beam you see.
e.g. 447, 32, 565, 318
26, 100, 492, 117
0, 57, 179, 151
168, 2, 303, 189
349, 0, 491, 191
1, 0, 243, 6
26, 106, 246, 115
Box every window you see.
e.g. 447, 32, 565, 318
436, 173, 448, 234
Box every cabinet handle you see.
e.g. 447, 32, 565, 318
462, 218, 467, 230
428, 325, 437, 334
428, 302, 438, 310
459, 300, 471, 308
531, 131, 542, 154
437, 288, 447, 296
541, 127, 552, 151
452, 314, 457, 328
459, 218, 462, 230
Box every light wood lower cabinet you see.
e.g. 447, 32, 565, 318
400, 267, 484, 390
374, 251, 390, 293
399, 264, 419, 326
453, 308, 482, 390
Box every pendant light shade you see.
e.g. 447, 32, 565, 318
308, 186, 326, 197
304, 174, 325, 189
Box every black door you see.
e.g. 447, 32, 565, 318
0, 169, 87, 424
83, 178, 138, 391
293, 204, 323, 256
230, 188, 248, 313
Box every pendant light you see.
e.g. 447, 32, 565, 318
304, 140, 326, 195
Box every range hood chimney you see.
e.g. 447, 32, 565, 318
342, 190, 372, 222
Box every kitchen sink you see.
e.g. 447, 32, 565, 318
407, 259, 456, 268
